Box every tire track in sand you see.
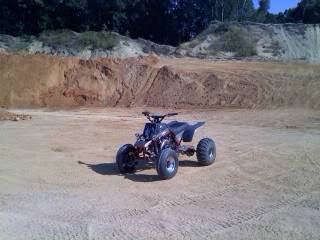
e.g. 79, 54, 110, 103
103, 165, 305, 224
102, 191, 308, 239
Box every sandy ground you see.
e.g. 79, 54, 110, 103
0, 108, 320, 240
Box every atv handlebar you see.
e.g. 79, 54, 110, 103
167, 113, 178, 117
142, 111, 178, 123
142, 111, 151, 116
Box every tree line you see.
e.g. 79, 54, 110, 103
0, 0, 319, 45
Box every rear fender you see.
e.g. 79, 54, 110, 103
182, 122, 205, 142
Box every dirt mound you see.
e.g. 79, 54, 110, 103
0, 53, 319, 110
144, 59, 320, 109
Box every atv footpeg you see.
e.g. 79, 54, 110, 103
178, 145, 195, 156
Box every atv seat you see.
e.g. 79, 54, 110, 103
167, 121, 189, 135
167, 121, 205, 142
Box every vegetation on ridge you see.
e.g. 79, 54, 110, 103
0, 0, 319, 46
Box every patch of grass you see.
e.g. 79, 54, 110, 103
180, 38, 201, 49
221, 26, 257, 57
207, 41, 222, 55
214, 23, 230, 33
180, 23, 257, 57
78, 31, 118, 50
179, 26, 217, 49
207, 48, 218, 56
39, 29, 76, 47
39, 30, 119, 50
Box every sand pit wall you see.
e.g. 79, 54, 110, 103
0, 54, 319, 109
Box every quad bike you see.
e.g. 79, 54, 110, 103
116, 111, 216, 180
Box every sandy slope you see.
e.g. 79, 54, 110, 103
0, 108, 319, 239
1, 54, 320, 110
1, 23, 320, 63
178, 23, 320, 63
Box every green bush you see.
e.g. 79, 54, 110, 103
221, 26, 257, 57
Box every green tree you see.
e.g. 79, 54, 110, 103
302, 0, 320, 23
6, 0, 316, 46
256, 0, 270, 22
280, 0, 320, 23
258, 0, 270, 13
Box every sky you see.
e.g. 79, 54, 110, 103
253, 0, 301, 13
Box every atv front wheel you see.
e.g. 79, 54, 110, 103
116, 144, 136, 174
156, 148, 179, 180
196, 138, 216, 166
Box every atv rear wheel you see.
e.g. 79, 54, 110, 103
156, 148, 179, 180
116, 144, 136, 174
196, 138, 216, 166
